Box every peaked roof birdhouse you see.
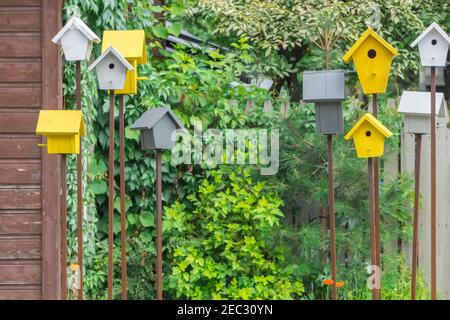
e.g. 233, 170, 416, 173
411, 22, 450, 67
88, 46, 134, 90
101, 30, 147, 95
303, 70, 346, 135
344, 113, 393, 158
398, 90, 448, 134
343, 28, 398, 94
131, 108, 185, 150
52, 17, 100, 61
36, 110, 85, 154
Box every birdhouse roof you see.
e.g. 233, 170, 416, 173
101, 30, 147, 64
343, 28, 398, 63
411, 22, 450, 47
36, 110, 85, 136
398, 91, 447, 117
52, 17, 100, 45
344, 113, 393, 140
88, 46, 135, 72
131, 108, 184, 131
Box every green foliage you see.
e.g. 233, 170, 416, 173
165, 166, 305, 299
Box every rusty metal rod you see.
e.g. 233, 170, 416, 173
75, 60, 84, 300
156, 150, 163, 300
430, 66, 436, 300
411, 133, 422, 300
119, 95, 127, 300
368, 157, 377, 300
327, 134, 337, 300
108, 92, 115, 300
61, 154, 67, 300
372, 93, 381, 300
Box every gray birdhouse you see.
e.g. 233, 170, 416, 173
52, 17, 101, 61
302, 70, 345, 135
88, 46, 134, 90
398, 90, 448, 134
411, 22, 450, 67
131, 108, 185, 150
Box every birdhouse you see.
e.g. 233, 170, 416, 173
88, 46, 134, 90
303, 70, 345, 134
131, 108, 185, 150
411, 22, 450, 67
343, 28, 398, 94
52, 17, 100, 61
35, 110, 85, 154
101, 30, 147, 95
344, 113, 393, 158
398, 91, 448, 134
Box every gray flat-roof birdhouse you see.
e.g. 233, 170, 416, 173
131, 108, 185, 150
52, 17, 100, 61
398, 91, 448, 134
302, 70, 345, 135
411, 22, 450, 67
88, 46, 134, 90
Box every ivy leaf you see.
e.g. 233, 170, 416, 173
139, 211, 155, 228
125, 127, 140, 141
140, 231, 152, 243
89, 180, 107, 195
153, 23, 169, 39
167, 22, 182, 37
127, 213, 138, 225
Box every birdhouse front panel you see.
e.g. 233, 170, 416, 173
95, 54, 128, 90
115, 60, 138, 95
404, 115, 431, 135
352, 122, 386, 158
417, 30, 449, 67
352, 36, 393, 94
316, 102, 344, 135
153, 117, 178, 150
47, 135, 80, 154
60, 29, 92, 61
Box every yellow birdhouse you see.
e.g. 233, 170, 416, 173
343, 28, 398, 94
101, 30, 147, 95
344, 113, 393, 158
36, 110, 85, 154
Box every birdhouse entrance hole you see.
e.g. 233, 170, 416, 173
109, 63, 115, 69
431, 39, 437, 45
365, 130, 372, 137
367, 49, 377, 59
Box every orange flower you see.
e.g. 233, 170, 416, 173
335, 281, 345, 288
70, 263, 80, 271
323, 279, 334, 286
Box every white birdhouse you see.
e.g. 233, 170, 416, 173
88, 46, 135, 90
398, 90, 448, 134
52, 17, 101, 61
411, 22, 450, 67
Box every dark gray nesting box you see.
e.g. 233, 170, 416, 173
131, 107, 185, 150
302, 70, 345, 135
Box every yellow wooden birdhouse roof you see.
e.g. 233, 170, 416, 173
344, 113, 392, 140
36, 110, 85, 136
101, 30, 147, 64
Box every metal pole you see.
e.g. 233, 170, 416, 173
75, 61, 84, 300
368, 157, 377, 300
372, 93, 381, 300
119, 95, 127, 300
411, 133, 422, 300
156, 150, 163, 300
61, 154, 67, 300
108, 92, 115, 300
327, 134, 337, 300
430, 66, 436, 300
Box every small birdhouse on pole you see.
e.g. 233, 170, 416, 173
131, 108, 185, 150
302, 70, 345, 134
343, 28, 398, 94
398, 91, 448, 134
52, 17, 101, 61
411, 22, 450, 67
88, 46, 135, 90
101, 30, 148, 95
344, 113, 393, 158
36, 110, 85, 154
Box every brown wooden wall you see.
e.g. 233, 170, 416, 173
0, 0, 63, 300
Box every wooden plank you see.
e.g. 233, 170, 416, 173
0, 264, 41, 285
0, 11, 41, 32
41, 0, 63, 300
0, 36, 41, 58
0, 61, 41, 83
0, 288, 41, 300
0, 237, 41, 260
0, 112, 38, 133
0, 87, 41, 108
0, 214, 41, 235
0, 162, 41, 184
0, 0, 42, 6
0, 189, 41, 210
0, 136, 41, 159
